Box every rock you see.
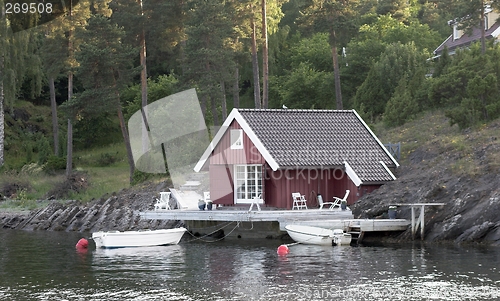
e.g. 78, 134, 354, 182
0, 181, 180, 233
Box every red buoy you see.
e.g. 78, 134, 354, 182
277, 244, 289, 255
76, 238, 89, 249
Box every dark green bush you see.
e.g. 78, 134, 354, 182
96, 152, 117, 167
43, 156, 67, 173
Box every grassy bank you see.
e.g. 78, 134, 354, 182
373, 109, 500, 176
0, 101, 173, 211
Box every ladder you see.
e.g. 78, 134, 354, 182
346, 221, 364, 244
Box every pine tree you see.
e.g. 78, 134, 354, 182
183, 0, 236, 125
68, 13, 138, 183
301, 0, 361, 110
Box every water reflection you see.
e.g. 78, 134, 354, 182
1, 229, 500, 300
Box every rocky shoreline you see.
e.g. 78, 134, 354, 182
352, 148, 500, 246
0, 181, 181, 233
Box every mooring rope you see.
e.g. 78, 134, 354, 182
183, 220, 241, 243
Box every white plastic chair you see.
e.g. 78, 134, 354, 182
249, 193, 263, 211
203, 191, 213, 210
203, 191, 211, 203
154, 192, 171, 210
291, 192, 308, 210
319, 190, 350, 210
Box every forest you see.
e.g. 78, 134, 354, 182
1, 0, 500, 184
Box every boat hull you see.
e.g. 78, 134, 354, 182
285, 224, 334, 246
92, 228, 187, 248
332, 230, 352, 246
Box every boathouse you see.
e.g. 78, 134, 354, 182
193, 109, 399, 209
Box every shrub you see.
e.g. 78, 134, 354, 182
96, 152, 117, 167
43, 156, 67, 173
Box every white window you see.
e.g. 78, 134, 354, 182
230, 129, 243, 149
235, 165, 262, 203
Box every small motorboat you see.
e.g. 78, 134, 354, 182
285, 224, 351, 246
92, 228, 187, 248
332, 228, 352, 246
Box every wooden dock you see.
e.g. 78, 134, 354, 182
141, 208, 354, 224
140, 209, 411, 240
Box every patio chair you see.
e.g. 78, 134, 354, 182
291, 192, 308, 210
203, 191, 211, 203
154, 191, 172, 210
248, 193, 263, 211
320, 190, 350, 210
203, 191, 213, 210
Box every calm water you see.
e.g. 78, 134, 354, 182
1, 229, 499, 301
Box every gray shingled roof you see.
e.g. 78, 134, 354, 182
434, 22, 500, 56
238, 109, 397, 183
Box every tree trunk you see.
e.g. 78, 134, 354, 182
200, 94, 208, 122
66, 71, 74, 176
117, 105, 135, 184
211, 95, 219, 126
49, 77, 59, 156
251, 13, 261, 109
0, 7, 4, 167
331, 30, 343, 110
66, 5, 74, 177
261, 0, 269, 109
220, 80, 227, 121
0, 38, 4, 167
139, 27, 149, 154
233, 66, 240, 109
0, 65, 4, 167
65, 119, 73, 176
480, 3, 486, 55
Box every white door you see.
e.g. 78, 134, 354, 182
235, 165, 262, 204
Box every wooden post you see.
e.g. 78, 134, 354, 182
411, 206, 415, 240
420, 205, 425, 241
393, 203, 445, 241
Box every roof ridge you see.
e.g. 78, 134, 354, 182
237, 108, 354, 113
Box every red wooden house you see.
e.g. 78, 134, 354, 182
194, 109, 399, 209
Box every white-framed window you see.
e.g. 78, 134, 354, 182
230, 129, 243, 149
234, 165, 262, 203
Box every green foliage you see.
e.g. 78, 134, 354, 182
433, 46, 451, 78
276, 62, 335, 109
132, 169, 164, 186
96, 153, 118, 167
341, 39, 386, 102
288, 33, 332, 72
73, 113, 121, 149
431, 43, 500, 129
36, 135, 51, 165
43, 156, 67, 173
354, 42, 427, 117
65, 13, 138, 119
123, 74, 179, 121
384, 77, 420, 126
376, 0, 410, 21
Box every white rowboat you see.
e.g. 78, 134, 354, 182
285, 224, 351, 246
92, 228, 187, 248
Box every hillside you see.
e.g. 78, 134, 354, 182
353, 110, 500, 245
0, 101, 135, 204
